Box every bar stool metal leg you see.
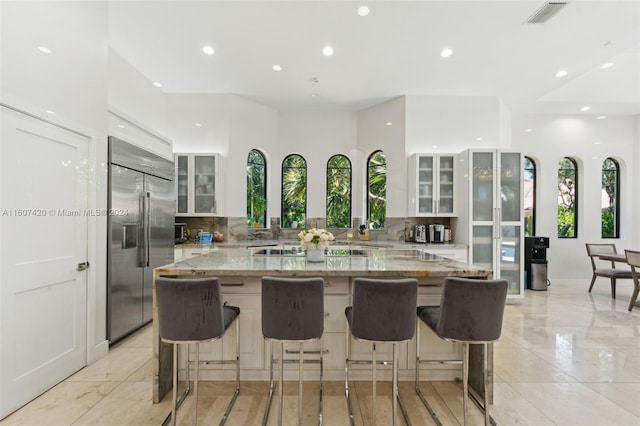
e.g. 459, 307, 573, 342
221, 319, 241, 424
262, 342, 275, 426
319, 338, 324, 425
299, 343, 303, 425
414, 320, 442, 426
462, 343, 469, 425
483, 343, 490, 426
279, 341, 284, 426
344, 324, 355, 425
171, 343, 178, 426
372, 343, 377, 425
193, 342, 199, 426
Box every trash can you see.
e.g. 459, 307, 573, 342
525, 237, 550, 291
530, 259, 548, 291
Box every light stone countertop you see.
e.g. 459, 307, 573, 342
161, 246, 489, 279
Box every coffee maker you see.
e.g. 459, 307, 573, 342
429, 224, 445, 243
414, 224, 427, 243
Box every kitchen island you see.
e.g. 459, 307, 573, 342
152, 246, 492, 404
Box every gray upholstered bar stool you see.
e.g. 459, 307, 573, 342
344, 277, 417, 426
261, 276, 325, 426
155, 277, 240, 426
415, 277, 508, 426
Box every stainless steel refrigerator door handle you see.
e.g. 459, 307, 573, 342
145, 192, 151, 267
137, 195, 146, 267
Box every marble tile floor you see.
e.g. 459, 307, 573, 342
2, 280, 640, 425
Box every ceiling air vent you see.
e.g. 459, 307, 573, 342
525, 2, 568, 24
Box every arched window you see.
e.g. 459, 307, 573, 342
524, 156, 536, 237
557, 157, 578, 238
367, 150, 386, 229
326, 154, 352, 228
601, 158, 620, 238
247, 149, 267, 228
281, 154, 307, 228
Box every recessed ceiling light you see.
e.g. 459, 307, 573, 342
524, 128, 533, 132
475, 137, 483, 141
322, 46, 334, 56
555, 69, 568, 78
37, 46, 52, 54
46, 110, 55, 115
195, 123, 202, 127
357, 6, 370, 16
600, 62, 614, 69
594, 141, 602, 145
202, 45, 214, 55
440, 48, 453, 58
580, 106, 591, 112
596, 115, 607, 120
117, 124, 125, 128
385, 122, 393, 126
153, 82, 162, 88
272, 65, 282, 71
431, 145, 438, 149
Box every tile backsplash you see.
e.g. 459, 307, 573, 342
177, 216, 452, 243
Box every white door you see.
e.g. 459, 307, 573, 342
0, 107, 89, 418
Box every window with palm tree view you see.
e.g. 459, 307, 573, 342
524, 156, 536, 237
247, 149, 267, 228
557, 157, 577, 238
367, 150, 386, 229
281, 154, 307, 228
326, 154, 352, 228
601, 157, 620, 238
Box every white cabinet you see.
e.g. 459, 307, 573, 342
453, 149, 524, 298
175, 153, 223, 216
407, 153, 456, 216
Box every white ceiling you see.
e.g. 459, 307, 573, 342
108, 0, 640, 115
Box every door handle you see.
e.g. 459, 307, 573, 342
76, 261, 89, 271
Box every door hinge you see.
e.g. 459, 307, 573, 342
76, 261, 90, 271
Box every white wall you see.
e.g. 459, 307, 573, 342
357, 97, 406, 218
405, 96, 502, 155
511, 114, 637, 282
276, 110, 358, 218
108, 50, 167, 139
0, 0, 109, 364
165, 93, 278, 217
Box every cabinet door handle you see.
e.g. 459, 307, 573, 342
285, 349, 329, 354
221, 282, 244, 286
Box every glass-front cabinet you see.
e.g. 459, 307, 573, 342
175, 153, 222, 216
408, 153, 456, 217
455, 149, 524, 298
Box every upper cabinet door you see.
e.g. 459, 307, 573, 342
175, 153, 222, 216
408, 153, 456, 217
437, 155, 455, 215
176, 154, 189, 215
471, 151, 495, 222
499, 151, 522, 223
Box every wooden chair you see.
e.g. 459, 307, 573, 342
585, 243, 633, 299
625, 249, 640, 311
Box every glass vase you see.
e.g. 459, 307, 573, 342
306, 247, 325, 262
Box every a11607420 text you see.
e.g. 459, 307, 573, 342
1, 209, 128, 217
